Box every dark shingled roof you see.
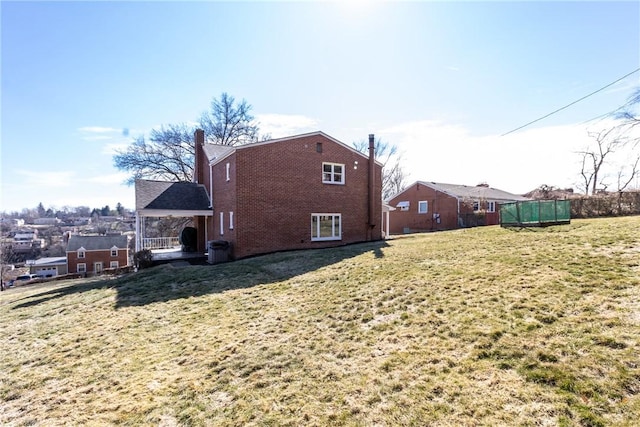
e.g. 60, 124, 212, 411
135, 180, 211, 211
417, 181, 529, 202
67, 235, 128, 252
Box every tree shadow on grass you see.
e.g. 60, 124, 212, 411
10, 240, 389, 310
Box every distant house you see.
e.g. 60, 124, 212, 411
27, 257, 68, 277
387, 181, 529, 234
12, 230, 44, 253
66, 235, 130, 274
135, 130, 385, 260
33, 217, 62, 226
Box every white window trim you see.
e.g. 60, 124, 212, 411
473, 201, 480, 212
418, 200, 428, 214
322, 162, 345, 185
226, 163, 230, 182
77, 247, 86, 259
229, 211, 234, 230
219, 212, 224, 236
110, 246, 118, 257
110, 261, 119, 269
311, 213, 342, 241
487, 201, 496, 213
77, 263, 86, 273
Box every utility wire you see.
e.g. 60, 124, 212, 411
501, 67, 640, 136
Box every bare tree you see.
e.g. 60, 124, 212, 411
353, 137, 407, 200
616, 155, 640, 192
578, 128, 620, 195
114, 123, 195, 184
114, 93, 261, 184
199, 93, 260, 146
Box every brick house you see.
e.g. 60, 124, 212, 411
187, 130, 384, 259
387, 181, 528, 234
66, 235, 130, 274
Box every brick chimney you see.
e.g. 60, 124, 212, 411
194, 129, 205, 184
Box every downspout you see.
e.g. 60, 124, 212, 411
368, 134, 376, 240
209, 162, 213, 208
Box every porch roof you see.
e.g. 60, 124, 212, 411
135, 179, 213, 217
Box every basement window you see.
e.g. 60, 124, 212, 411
311, 213, 342, 241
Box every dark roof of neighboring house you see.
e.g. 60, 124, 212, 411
391, 181, 529, 202
135, 180, 211, 211
67, 235, 128, 252
419, 181, 529, 201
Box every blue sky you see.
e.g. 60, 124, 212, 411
2, 1, 639, 213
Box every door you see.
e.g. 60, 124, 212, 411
94, 262, 103, 274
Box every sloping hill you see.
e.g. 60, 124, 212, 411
2, 217, 639, 426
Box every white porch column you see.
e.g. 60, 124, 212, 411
135, 213, 141, 252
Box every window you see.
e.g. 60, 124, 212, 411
311, 214, 342, 241
77, 263, 86, 273
110, 261, 119, 269
77, 250, 85, 259
110, 246, 118, 257
226, 163, 230, 181
229, 211, 234, 230
487, 201, 496, 213
473, 201, 480, 212
418, 201, 428, 214
396, 201, 410, 211
316, 142, 323, 153
322, 163, 345, 184
219, 212, 224, 236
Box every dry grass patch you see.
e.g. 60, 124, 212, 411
1, 216, 639, 426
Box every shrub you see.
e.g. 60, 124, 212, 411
134, 249, 153, 269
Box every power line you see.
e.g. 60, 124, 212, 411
501, 68, 640, 136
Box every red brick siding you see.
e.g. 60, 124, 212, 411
209, 134, 382, 259
388, 183, 460, 234
67, 249, 129, 274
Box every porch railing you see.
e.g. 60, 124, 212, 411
142, 237, 180, 250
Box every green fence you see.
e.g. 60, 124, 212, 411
500, 200, 571, 227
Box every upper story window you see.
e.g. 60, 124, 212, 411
78, 247, 86, 259
418, 201, 428, 214
110, 246, 118, 257
226, 163, 231, 182
487, 201, 496, 213
322, 162, 345, 185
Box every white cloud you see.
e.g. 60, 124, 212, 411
102, 142, 130, 156
82, 135, 113, 141
15, 170, 74, 188
256, 114, 319, 138
376, 119, 610, 195
87, 172, 130, 185
78, 126, 120, 133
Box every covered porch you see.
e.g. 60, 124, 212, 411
135, 180, 213, 261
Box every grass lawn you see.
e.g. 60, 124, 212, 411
1, 216, 639, 426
